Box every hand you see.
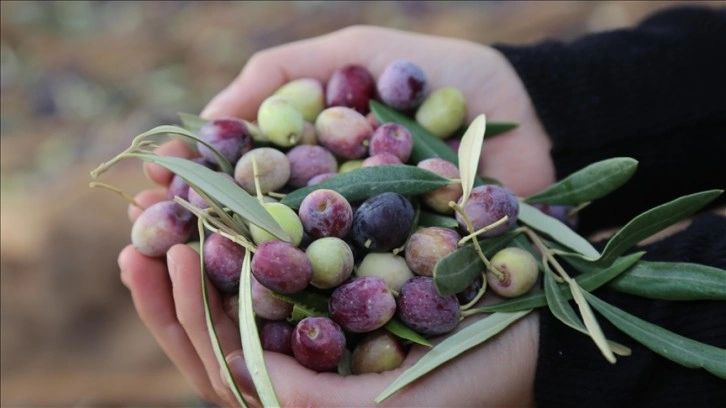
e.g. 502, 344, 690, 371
121, 26, 549, 407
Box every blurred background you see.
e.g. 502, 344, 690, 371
0, 1, 711, 406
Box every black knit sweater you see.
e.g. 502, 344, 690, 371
495, 6, 726, 407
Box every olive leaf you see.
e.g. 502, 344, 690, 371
280, 165, 452, 209
568, 280, 616, 363
138, 125, 233, 174
384, 319, 432, 347
417, 211, 459, 229
543, 264, 630, 356
198, 221, 249, 408
186, 182, 248, 235
374, 310, 532, 403
239, 249, 281, 407
582, 291, 726, 379
127, 153, 290, 241
458, 114, 487, 205
595, 189, 723, 265
369, 100, 516, 165
271, 290, 329, 320
474, 252, 643, 313
525, 158, 638, 205
178, 112, 208, 134
608, 261, 726, 301
518, 202, 600, 259
434, 230, 521, 296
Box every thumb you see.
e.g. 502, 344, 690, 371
225, 348, 404, 408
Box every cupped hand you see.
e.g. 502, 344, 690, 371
123, 25, 550, 407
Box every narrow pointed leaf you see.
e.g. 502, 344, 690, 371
525, 158, 638, 205
374, 310, 532, 403
271, 290, 329, 320
369, 100, 517, 165
582, 291, 726, 379
458, 114, 487, 205
474, 252, 643, 313
543, 266, 630, 356
178, 112, 208, 134
135, 125, 233, 174
609, 261, 726, 301
198, 221, 249, 408
518, 202, 600, 259
384, 319, 432, 347
597, 190, 723, 265
569, 281, 616, 363
544, 265, 586, 333
280, 165, 451, 209
239, 250, 281, 407
417, 211, 459, 228
187, 182, 247, 235
434, 230, 520, 295
128, 153, 290, 241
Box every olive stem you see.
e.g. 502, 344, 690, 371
89, 181, 145, 210
460, 272, 488, 312
448, 201, 503, 281
267, 191, 287, 199
251, 156, 265, 206
568, 201, 591, 217
524, 227, 571, 283
457, 215, 509, 246
173, 197, 257, 253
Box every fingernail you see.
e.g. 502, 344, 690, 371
225, 352, 254, 392
167, 250, 177, 283
118, 251, 131, 289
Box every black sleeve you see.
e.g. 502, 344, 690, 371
533, 213, 726, 408
493, 6, 726, 236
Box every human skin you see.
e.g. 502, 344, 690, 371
121, 25, 554, 407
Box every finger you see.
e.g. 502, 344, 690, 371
201, 26, 432, 121
118, 245, 218, 403
128, 188, 167, 222
143, 139, 198, 187
168, 243, 244, 405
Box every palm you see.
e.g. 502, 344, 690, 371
121, 25, 550, 408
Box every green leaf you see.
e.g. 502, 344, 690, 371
568, 280, 616, 363
384, 319, 432, 347
518, 202, 600, 259
374, 310, 532, 403
475, 252, 643, 313
609, 261, 726, 301
417, 211, 459, 229
280, 165, 451, 209
198, 221, 249, 408
186, 181, 248, 235
271, 290, 329, 321
544, 264, 587, 334
178, 112, 208, 134
136, 125, 233, 174
525, 158, 638, 205
370, 100, 458, 164
458, 114, 487, 205
239, 249, 281, 406
582, 291, 726, 379
369, 100, 517, 165
596, 190, 723, 265
433, 230, 520, 295
543, 265, 630, 357
128, 153, 290, 241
